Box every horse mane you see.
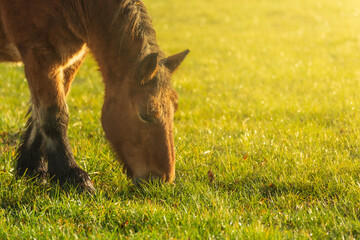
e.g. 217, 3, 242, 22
111, 0, 163, 59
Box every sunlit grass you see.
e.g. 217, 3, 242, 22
1, 0, 360, 238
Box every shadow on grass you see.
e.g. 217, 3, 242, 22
208, 170, 351, 204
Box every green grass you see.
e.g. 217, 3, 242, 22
1, 0, 360, 238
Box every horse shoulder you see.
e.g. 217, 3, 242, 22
0, 0, 86, 66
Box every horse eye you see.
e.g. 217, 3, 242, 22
138, 112, 153, 123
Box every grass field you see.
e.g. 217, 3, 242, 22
1, 0, 360, 238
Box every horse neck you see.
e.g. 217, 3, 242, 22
69, 0, 160, 82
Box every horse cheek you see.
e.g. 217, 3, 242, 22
101, 99, 121, 147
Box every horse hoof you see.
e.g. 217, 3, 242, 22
81, 178, 96, 194
53, 167, 96, 193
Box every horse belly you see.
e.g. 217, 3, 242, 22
0, 17, 21, 62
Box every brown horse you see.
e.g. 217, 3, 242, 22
0, 0, 189, 191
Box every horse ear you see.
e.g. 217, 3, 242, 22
137, 52, 159, 83
162, 49, 190, 73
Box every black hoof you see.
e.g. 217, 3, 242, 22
52, 167, 96, 193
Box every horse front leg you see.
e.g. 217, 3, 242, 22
39, 104, 94, 192
15, 49, 86, 181
18, 47, 95, 192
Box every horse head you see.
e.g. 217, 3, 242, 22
101, 49, 189, 184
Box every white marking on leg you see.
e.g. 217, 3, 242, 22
43, 135, 57, 152
26, 123, 38, 148
26, 106, 40, 148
